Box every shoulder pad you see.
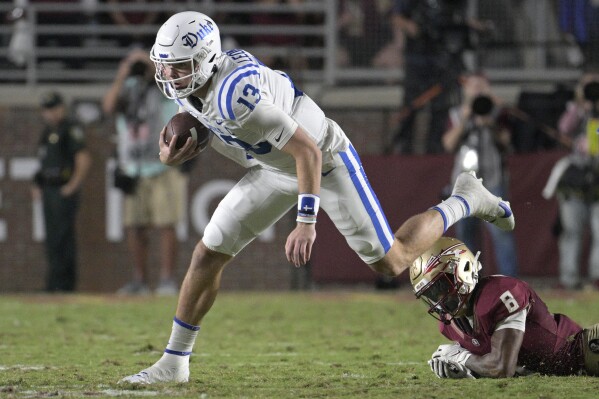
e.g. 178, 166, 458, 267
216, 61, 261, 121
476, 277, 531, 318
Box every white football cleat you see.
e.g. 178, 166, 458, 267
119, 364, 189, 384
451, 171, 515, 231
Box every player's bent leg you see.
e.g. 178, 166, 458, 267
317, 145, 447, 276
451, 171, 515, 231
177, 242, 233, 325
370, 210, 446, 277
120, 242, 233, 385
121, 169, 292, 385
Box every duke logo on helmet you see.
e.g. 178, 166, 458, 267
182, 33, 199, 48
151, 11, 222, 99
182, 21, 215, 49
197, 21, 215, 40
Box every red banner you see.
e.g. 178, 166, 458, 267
312, 151, 567, 283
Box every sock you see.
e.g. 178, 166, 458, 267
157, 316, 200, 369
431, 196, 470, 232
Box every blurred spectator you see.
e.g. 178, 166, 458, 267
17, 0, 86, 68
336, 0, 394, 68
390, 0, 473, 154
442, 73, 518, 277
209, 0, 247, 50
32, 92, 92, 292
559, 0, 599, 70
477, 1, 575, 69
102, 48, 183, 295
105, 0, 162, 48
542, 71, 599, 290
517, 0, 578, 68
6, 0, 33, 67
249, 0, 304, 70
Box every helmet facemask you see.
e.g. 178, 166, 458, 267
410, 237, 482, 324
152, 47, 217, 99
417, 266, 473, 323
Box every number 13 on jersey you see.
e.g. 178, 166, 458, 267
237, 84, 260, 111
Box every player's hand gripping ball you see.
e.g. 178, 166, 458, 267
164, 112, 210, 151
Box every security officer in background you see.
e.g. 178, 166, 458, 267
32, 92, 92, 292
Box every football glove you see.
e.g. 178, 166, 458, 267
429, 343, 475, 379
431, 343, 472, 366
428, 358, 476, 379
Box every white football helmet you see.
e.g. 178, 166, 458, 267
410, 237, 482, 323
150, 11, 222, 99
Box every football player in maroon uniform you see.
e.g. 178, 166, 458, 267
410, 237, 599, 378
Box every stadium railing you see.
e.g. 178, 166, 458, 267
0, 0, 585, 89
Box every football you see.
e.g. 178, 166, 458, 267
164, 112, 210, 151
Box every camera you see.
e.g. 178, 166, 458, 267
471, 95, 494, 116
583, 81, 599, 102
416, 0, 472, 54
129, 60, 148, 77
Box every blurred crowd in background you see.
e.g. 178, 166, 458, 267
3, 0, 599, 293
4, 1, 599, 78
4, 0, 599, 155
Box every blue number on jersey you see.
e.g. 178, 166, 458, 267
237, 83, 261, 111
216, 132, 272, 155
215, 49, 271, 155
218, 66, 260, 120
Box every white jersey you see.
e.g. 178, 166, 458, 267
167, 49, 392, 264
172, 49, 349, 174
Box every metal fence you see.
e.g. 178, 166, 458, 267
0, 0, 592, 87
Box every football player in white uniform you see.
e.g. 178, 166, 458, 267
120, 11, 515, 384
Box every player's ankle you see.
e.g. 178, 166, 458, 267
156, 352, 190, 370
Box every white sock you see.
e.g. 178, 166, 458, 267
431, 196, 470, 232
156, 317, 200, 369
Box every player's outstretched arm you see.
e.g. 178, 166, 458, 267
280, 126, 322, 267
466, 328, 523, 378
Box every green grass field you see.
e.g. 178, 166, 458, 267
0, 289, 598, 398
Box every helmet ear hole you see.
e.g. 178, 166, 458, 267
464, 261, 471, 272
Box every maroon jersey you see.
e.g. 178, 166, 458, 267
440, 276, 585, 375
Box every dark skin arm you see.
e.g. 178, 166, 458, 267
465, 328, 524, 378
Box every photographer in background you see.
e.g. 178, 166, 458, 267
102, 48, 183, 296
391, 0, 489, 154
543, 71, 599, 291
442, 72, 518, 277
